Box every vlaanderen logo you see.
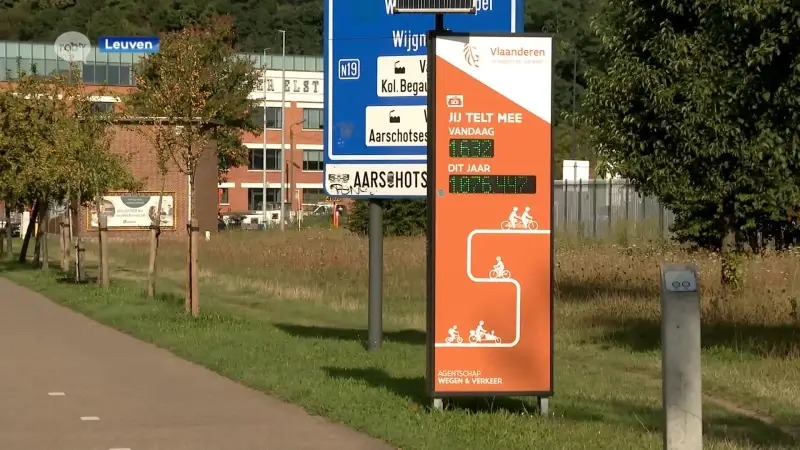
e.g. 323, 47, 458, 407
463, 42, 480, 68
54, 31, 92, 62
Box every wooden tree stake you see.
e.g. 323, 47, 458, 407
99, 214, 109, 288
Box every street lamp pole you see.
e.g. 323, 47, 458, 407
571, 47, 577, 160
261, 48, 268, 228
279, 29, 287, 231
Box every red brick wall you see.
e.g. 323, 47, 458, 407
76, 124, 218, 237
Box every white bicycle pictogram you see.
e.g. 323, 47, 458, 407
469, 329, 502, 344
502, 206, 538, 230
445, 333, 463, 344
489, 268, 511, 279
501, 218, 539, 230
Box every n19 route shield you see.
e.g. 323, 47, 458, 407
427, 33, 554, 396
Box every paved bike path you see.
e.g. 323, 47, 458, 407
0, 278, 393, 450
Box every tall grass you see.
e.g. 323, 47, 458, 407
92, 227, 800, 358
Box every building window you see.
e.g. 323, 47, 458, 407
302, 150, 324, 171
83, 63, 106, 84
81, 63, 132, 85
0, 55, 136, 85
250, 106, 283, 129
219, 188, 229, 205
303, 188, 326, 205
90, 102, 114, 114
248, 148, 281, 171
120, 65, 132, 85
303, 109, 324, 130
248, 188, 281, 211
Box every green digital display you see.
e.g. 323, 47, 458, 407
449, 139, 494, 158
449, 175, 536, 194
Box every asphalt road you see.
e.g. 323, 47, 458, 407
0, 277, 393, 450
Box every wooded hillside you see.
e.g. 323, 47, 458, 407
0, 0, 597, 160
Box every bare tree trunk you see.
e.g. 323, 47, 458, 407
185, 178, 199, 315
73, 189, 84, 283
185, 221, 192, 312
60, 217, 69, 272
95, 196, 104, 285
0, 202, 4, 256
75, 236, 85, 283
39, 197, 49, 270
33, 226, 41, 266
62, 190, 71, 271
190, 218, 199, 317
0, 205, 4, 257
67, 201, 78, 281
99, 214, 109, 288
147, 226, 160, 298
184, 176, 191, 313
32, 198, 45, 266
4, 204, 12, 260
147, 178, 167, 299
19, 201, 40, 263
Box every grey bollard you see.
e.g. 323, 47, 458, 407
660, 264, 702, 450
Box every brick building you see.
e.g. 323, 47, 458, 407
76, 121, 219, 237
0, 40, 326, 225
222, 68, 326, 215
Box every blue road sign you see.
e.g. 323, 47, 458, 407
323, 0, 524, 198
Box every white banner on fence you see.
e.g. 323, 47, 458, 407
89, 194, 174, 229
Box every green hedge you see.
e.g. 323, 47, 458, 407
346, 200, 426, 236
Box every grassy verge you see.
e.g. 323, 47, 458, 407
3, 230, 799, 449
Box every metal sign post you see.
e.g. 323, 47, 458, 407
660, 264, 702, 450
427, 32, 554, 414
324, 0, 523, 353
367, 200, 384, 351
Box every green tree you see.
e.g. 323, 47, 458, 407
525, 0, 601, 165
0, 65, 137, 270
581, 0, 800, 281
3, 70, 62, 265
0, 84, 31, 259
52, 66, 140, 280
127, 15, 258, 183
126, 15, 259, 315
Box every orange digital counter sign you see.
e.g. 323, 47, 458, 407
427, 32, 554, 398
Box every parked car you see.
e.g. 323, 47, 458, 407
0, 222, 21, 237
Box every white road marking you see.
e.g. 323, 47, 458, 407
80, 416, 100, 421
109, 448, 132, 450
47, 392, 66, 396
